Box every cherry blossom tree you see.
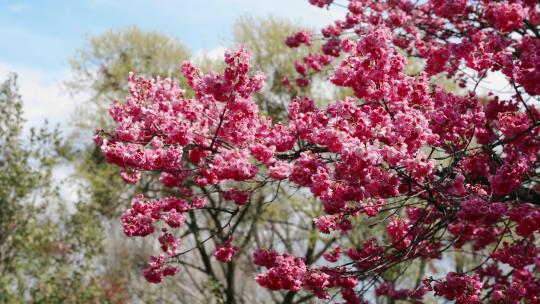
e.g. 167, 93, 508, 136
96, 1, 540, 303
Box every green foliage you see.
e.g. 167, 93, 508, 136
0, 74, 106, 303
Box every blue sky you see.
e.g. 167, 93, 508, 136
0, 0, 342, 127
0, 0, 340, 71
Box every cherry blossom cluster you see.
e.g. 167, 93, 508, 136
119, 194, 205, 282
302, 0, 540, 96
96, 0, 540, 302
285, 31, 313, 48
253, 249, 361, 301
214, 238, 239, 263
375, 282, 426, 303
425, 272, 483, 304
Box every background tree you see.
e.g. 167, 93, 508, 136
67, 26, 191, 133
0, 73, 107, 303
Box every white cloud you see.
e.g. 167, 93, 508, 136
465, 69, 514, 100
206, 46, 227, 61
478, 71, 514, 99
194, 46, 227, 62
0, 62, 81, 130
5, 2, 28, 13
